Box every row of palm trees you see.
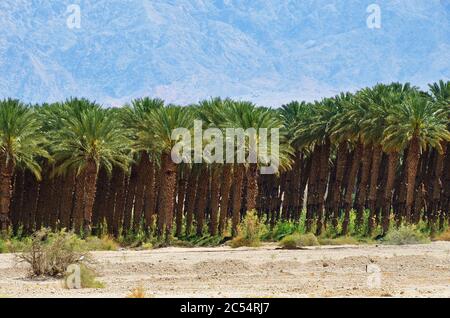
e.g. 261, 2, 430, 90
1, 80, 449, 241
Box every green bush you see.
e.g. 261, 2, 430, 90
279, 233, 319, 249
382, 225, 430, 245
84, 236, 119, 251
0, 239, 6, 253
230, 210, 266, 248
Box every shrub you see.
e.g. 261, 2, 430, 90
434, 230, 450, 241
0, 239, 6, 253
382, 225, 430, 245
230, 210, 266, 248
79, 264, 104, 288
17, 229, 91, 277
279, 233, 319, 249
318, 236, 359, 246
84, 236, 119, 251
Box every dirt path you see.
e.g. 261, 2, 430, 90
1, 242, 450, 298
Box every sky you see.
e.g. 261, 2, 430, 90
0, 0, 449, 107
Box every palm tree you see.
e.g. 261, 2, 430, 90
122, 98, 164, 231
221, 100, 292, 236
143, 105, 194, 241
0, 99, 47, 232
384, 93, 450, 224
50, 99, 131, 234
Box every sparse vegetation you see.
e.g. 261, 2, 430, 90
318, 236, 360, 246
78, 264, 104, 289
230, 211, 266, 248
17, 229, 91, 277
279, 233, 319, 249
435, 230, 450, 241
382, 225, 430, 245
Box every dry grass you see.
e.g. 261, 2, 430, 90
318, 236, 359, 246
17, 229, 90, 277
126, 286, 147, 298
434, 230, 450, 241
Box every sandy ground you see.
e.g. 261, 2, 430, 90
1, 242, 450, 298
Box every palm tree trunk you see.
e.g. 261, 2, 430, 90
209, 165, 221, 236
49, 176, 62, 231
160, 152, 178, 242
0, 156, 15, 232
245, 163, 259, 212
195, 165, 209, 236
218, 164, 233, 235
316, 140, 331, 236
405, 136, 421, 223
184, 165, 198, 236
331, 142, 348, 229
432, 143, 446, 231
59, 171, 76, 231
381, 152, 398, 234
441, 148, 450, 223
143, 160, 156, 229
291, 152, 303, 222
10, 170, 24, 234
72, 170, 86, 233
306, 147, 320, 232
231, 164, 245, 237
92, 167, 110, 230
175, 165, 189, 237
355, 143, 372, 228
367, 144, 383, 234
342, 142, 363, 235
82, 160, 98, 235
35, 169, 52, 230
123, 164, 138, 233
22, 170, 39, 234
112, 168, 127, 237
133, 153, 151, 231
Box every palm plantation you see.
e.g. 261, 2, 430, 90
1, 81, 450, 243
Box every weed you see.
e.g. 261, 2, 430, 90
382, 225, 430, 245
279, 233, 319, 249
230, 210, 266, 248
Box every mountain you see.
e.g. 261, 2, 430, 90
0, 0, 449, 107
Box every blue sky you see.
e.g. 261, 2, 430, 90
0, 0, 449, 106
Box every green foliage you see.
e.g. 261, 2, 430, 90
49, 100, 132, 176
230, 210, 267, 248
0, 99, 48, 178
83, 236, 119, 251
382, 225, 430, 245
79, 264, 104, 289
262, 221, 302, 241
279, 233, 319, 249
0, 239, 5, 253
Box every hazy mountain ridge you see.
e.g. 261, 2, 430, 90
0, 0, 449, 106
